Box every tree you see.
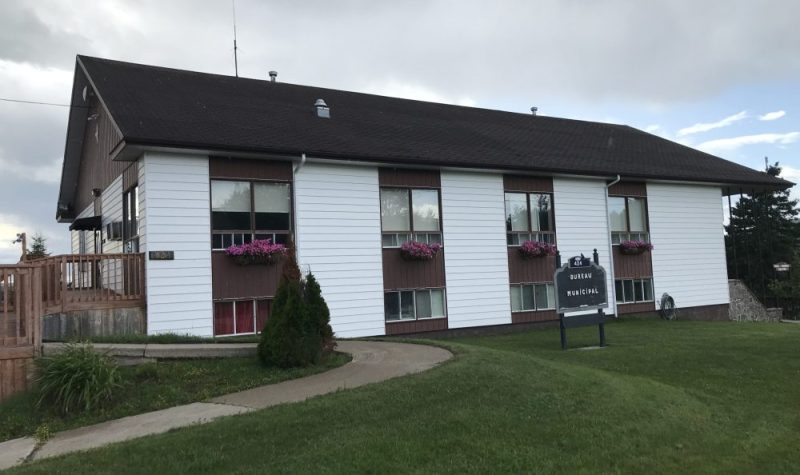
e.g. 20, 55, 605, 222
725, 163, 800, 304
768, 252, 800, 319
27, 233, 50, 260
305, 273, 334, 354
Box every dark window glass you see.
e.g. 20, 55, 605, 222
643, 279, 654, 301
254, 182, 291, 230
522, 285, 535, 311
211, 181, 251, 230
385, 292, 400, 321
400, 291, 415, 319
615, 280, 624, 303
623, 280, 634, 303
416, 290, 432, 319
634, 280, 645, 302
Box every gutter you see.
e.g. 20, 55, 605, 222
605, 175, 621, 317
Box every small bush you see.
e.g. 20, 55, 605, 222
36, 343, 122, 414
305, 273, 335, 354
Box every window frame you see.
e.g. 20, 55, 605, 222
609, 195, 650, 245
509, 282, 556, 312
384, 287, 447, 322
210, 178, 293, 251
122, 184, 139, 253
213, 298, 271, 336
380, 187, 443, 248
614, 278, 655, 304
504, 191, 556, 246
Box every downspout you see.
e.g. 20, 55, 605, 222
605, 175, 621, 317
292, 154, 307, 272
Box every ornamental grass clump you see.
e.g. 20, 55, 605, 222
518, 240, 557, 258
619, 240, 654, 255
226, 239, 287, 265
36, 343, 122, 415
400, 241, 442, 261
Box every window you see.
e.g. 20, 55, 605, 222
380, 188, 441, 247
384, 288, 446, 321
213, 298, 271, 336
614, 278, 654, 304
505, 192, 554, 245
122, 185, 139, 253
609, 196, 649, 244
211, 180, 291, 250
510, 283, 555, 312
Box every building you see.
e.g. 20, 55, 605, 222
56, 56, 792, 338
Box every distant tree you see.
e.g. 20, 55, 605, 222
27, 233, 50, 260
768, 252, 800, 319
725, 163, 800, 303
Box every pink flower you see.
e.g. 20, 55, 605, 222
225, 239, 287, 265
619, 240, 654, 252
400, 241, 442, 261
518, 240, 557, 258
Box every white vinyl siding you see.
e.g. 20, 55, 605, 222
441, 171, 511, 328
294, 163, 385, 338
140, 152, 213, 336
647, 183, 729, 307
553, 177, 615, 315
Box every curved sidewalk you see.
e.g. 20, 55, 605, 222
0, 341, 452, 470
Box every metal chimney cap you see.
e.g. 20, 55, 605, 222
268, 71, 278, 82
315, 99, 330, 118
530, 106, 538, 116
315, 99, 328, 107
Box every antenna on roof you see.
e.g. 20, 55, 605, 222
232, 0, 239, 77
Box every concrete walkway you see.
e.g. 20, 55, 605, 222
0, 341, 451, 471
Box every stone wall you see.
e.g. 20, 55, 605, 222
728, 279, 782, 322
42, 307, 146, 341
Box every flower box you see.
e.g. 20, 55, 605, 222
400, 241, 442, 261
225, 239, 287, 266
619, 240, 654, 255
518, 240, 557, 259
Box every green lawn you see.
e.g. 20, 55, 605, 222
0, 352, 350, 443
8, 320, 800, 474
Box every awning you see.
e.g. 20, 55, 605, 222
69, 216, 102, 231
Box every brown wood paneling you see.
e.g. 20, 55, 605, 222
379, 168, 440, 188
511, 310, 558, 324
385, 317, 448, 335
382, 249, 445, 290
74, 99, 126, 214
508, 250, 556, 283
212, 252, 283, 300
608, 181, 647, 197
616, 302, 656, 315
210, 157, 293, 181
678, 303, 730, 321
123, 163, 138, 190
612, 247, 653, 279
503, 175, 553, 193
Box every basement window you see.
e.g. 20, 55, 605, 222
384, 288, 446, 322
213, 298, 271, 336
510, 283, 555, 312
615, 278, 654, 304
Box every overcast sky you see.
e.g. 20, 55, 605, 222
1, 0, 799, 261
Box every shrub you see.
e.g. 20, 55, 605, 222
36, 343, 122, 414
258, 247, 336, 368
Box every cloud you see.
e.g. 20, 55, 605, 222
0, 154, 62, 184
677, 111, 748, 137
758, 110, 786, 121
697, 132, 800, 154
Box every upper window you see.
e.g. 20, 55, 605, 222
122, 185, 139, 253
211, 180, 291, 250
505, 192, 554, 245
380, 188, 441, 247
609, 196, 648, 244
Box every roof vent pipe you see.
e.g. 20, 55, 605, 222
315, 99, 330, 118
531, 106, 538, 116
269, 71, 278, 82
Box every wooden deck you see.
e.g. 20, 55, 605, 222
0, 253, 145, 401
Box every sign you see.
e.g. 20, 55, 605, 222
148, 251, 174, 261
554, 256, 608, 314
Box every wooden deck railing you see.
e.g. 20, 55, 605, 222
0, 264, 41, 401
30, 253, 146, 315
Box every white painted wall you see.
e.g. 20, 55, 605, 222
553, 177, 616, 315
441, 171, 511, 328
647, 183, 729, 307
100, 174, 123, 292
140, 152, 213, 336
294, 163, 385, 338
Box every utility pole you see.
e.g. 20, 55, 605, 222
12, 232, 26, 262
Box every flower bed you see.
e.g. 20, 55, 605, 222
518, 240, 557, 259
619, 240, 654, 255
226, 239, 287, 265
400, 241, 442, 261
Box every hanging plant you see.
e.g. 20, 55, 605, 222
400, 241, 442, 261
518, 240, 557, 259
226, 239, 287, 265
619, 240, 654, 255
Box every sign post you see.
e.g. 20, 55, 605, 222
554, 248, 608, 349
